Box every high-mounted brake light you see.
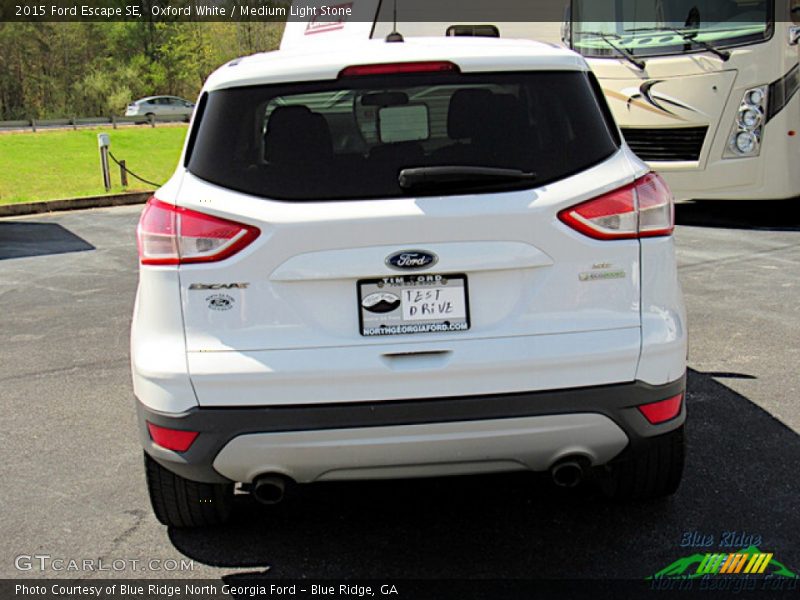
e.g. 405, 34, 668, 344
637, 393, 683, 425
137, 198, 260, 265
338, 61, 460, 78
147, 422, 199, 453
558, 173, 674, 240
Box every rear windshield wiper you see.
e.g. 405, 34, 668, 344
577, 31, 646, 70
398, 166, 536, 193
625, 26, 730, 61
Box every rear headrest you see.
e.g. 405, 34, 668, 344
447, 88, 492, 140
265, 105, 332, 164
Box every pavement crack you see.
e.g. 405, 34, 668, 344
110, 509, 146, 547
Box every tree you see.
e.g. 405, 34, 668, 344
0, 21, 284, 119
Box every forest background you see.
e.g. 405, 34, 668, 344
0, 20, 284, 119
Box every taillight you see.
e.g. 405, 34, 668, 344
339, 61, 460, 78
558, 173, 674, 240
147, 422, 199, 452
637, 393, 683, 425
137, 198, 259, 265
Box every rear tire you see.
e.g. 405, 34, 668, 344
602, 426, 685, 501
144, 453, 233, 527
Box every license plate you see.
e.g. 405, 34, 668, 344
358, 274, 470, 337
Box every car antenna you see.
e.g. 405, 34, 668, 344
385, 0, 404, 42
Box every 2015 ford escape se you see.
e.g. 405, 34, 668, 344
131, 37, 687, 527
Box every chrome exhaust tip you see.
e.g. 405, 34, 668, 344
550, 459, 586, 488
251, 475, 289, 505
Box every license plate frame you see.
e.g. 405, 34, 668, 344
357, 273, 470, 337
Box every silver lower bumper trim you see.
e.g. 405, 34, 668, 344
212, 413, 629, 483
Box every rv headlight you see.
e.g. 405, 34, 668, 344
734, 130, 759, 154
746, 88, 765, 107
737, 106, 762, 129
724, 85, 767, 159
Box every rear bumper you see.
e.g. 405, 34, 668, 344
138, 375, 686, 484
658, 159, 794, 202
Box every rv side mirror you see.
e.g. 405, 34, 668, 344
561, 5, 571, 46
446, 25, 499, 38
790, 26, 800, 46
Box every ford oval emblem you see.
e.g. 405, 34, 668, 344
386, 250, 438, 271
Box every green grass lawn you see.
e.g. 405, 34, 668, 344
0, 125, 188, 204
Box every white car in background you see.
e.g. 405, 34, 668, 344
125, 96, 194, 120
131, 37, 687, 527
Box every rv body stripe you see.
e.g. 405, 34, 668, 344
767, 64, 800, 122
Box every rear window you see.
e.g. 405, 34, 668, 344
187, 71, 620, 201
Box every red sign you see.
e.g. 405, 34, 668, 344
305, 3, 354, 35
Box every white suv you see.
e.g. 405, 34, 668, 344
131, 37, 687, 527
125, 96, 195, 119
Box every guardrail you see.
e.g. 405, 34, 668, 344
0, 114, 189, 132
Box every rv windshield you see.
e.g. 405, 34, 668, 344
571, 0, 772, 58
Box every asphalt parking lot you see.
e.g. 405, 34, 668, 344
1, 202, 798, 585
